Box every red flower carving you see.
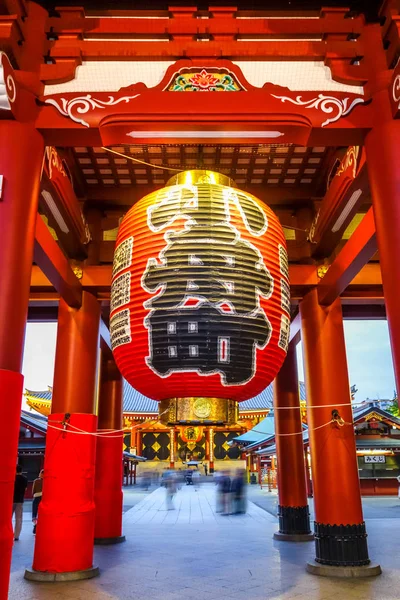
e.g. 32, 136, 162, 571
188, 69, 220, 89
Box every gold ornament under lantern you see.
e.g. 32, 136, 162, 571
159, 397, 238, 426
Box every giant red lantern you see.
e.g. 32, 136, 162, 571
111, 170, 290, 404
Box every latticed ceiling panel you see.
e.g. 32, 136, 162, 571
72, 144, 328, 190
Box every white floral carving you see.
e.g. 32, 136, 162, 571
393, 74, 400, 107
0, 52, 16, 110
6, 74, 16, 103
44, 93, 140, 127
271, 93, 365, 127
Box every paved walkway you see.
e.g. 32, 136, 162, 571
247, 486, 400, 521
8, 485, 400, 600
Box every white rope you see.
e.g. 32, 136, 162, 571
274, 419, 350, 437
24, 407, 170, 438
272, 402, 354, 410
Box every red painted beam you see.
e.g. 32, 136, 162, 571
310, 148, 369, 260
317, 207, 377, 306
48, 15, 365, 37
85, 183, 316, 207
100, 318, 112, 352
34, 214, 82, 308
350, 262, 381, 287
31, 224, 112, 349
30, 262, 383, 299
49, 40, 361, 61
289, 312, 301, 343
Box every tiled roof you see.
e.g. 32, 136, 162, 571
123, 381, 158, 413
253, 405, 400, 456
24, 381, 306, 415
25, 388, 53, 401
233, 412, 276, 444
355, 437, 400, 449
20, 410, 48, 434
351, 404, 400, 426
239, 388, 273, 411
256, 433, 400, 457
255, 430, 310, 457
123, 451, 147, 462
239, 382, 306, 411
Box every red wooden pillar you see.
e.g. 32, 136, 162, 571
273, 341, 312, 541
137, 432, 142, 456
94, 356, 125, 545
365, 106, 400, 395
27, 292, 101, 582
300, 290, 380, 575
0, 122, 44, 599
131, 426, 138, 455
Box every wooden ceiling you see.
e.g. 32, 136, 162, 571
71, 143, 330, 195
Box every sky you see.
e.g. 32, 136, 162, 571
21, 323, 57, 410
22, 320, 396, 408
296, 320, 396, 402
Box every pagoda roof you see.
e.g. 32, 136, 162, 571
252, 404, 400, 456
123, 380, 282, 414
25, 388, 53, 401
26, 380, 300, 415
233, 412, 276, 445
123, 451, 147, 462
256, 434, 400, 457
20, 410, 48, 435
239, 381, 306, 411
352, 404, 400, 426
123, 381, 158, 413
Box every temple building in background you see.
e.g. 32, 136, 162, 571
22, 382, 275, 472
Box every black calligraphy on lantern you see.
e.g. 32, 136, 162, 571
142, 184, 274, 385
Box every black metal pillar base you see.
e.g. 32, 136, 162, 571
277, 505, 312, 536
314, 522, 373, 567
94, 535, 126, 545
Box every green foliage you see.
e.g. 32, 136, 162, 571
387, 391, 400, 418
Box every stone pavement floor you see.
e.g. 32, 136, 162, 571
8, 484, 400, 600
247, 486, 400, 521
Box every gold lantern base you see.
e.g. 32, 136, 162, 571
159, 397, 238, 426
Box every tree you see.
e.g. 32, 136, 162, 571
387, 390, 400, 418
350, 384, 358, 401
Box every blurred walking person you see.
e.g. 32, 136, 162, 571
231, 469, 247, 514
13, 465, 27, 541
192, 468, 201, 491
215, 471, 223, 513
32, 469, 44, 534
165, 470, 177, 510
221, 470, 232, 515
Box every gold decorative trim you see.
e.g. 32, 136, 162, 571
72, 266, 83, 280
159, 397, 238, 425
335, 146, 360, 179
317, 265, 329, 279
364, 412, 383, 422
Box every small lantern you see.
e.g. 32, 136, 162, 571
111, 170, 290, 408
